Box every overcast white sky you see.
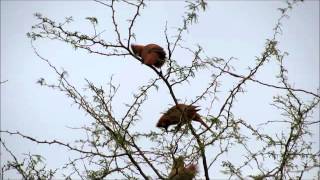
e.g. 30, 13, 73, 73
1, 0, 319, 179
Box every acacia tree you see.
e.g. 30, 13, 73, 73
1, 0, 319, 179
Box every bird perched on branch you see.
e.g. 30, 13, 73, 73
156, 104, 211, 132
131, 43, 166, 68
168, 156, 198, 180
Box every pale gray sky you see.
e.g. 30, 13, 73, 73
1, 1, 319, 179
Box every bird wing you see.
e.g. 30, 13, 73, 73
145, 44, 166, 59
142, 52, 159, 65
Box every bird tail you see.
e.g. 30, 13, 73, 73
200, 119, 210, 130
195, 115, 214, 134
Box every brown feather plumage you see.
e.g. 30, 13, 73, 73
168, 156, 198, 180
156, 104, 210, 131
131, 43, 166, 68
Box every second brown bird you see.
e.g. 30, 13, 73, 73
156, 104, 210, 131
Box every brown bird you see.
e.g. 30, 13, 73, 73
131, 43, 166, 68
168, 156, 198, 180
156, 104, 211, 132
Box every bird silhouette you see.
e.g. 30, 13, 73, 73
131, 43, 166, 68
168, 156, 198, 180
156, 104, 211, 132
